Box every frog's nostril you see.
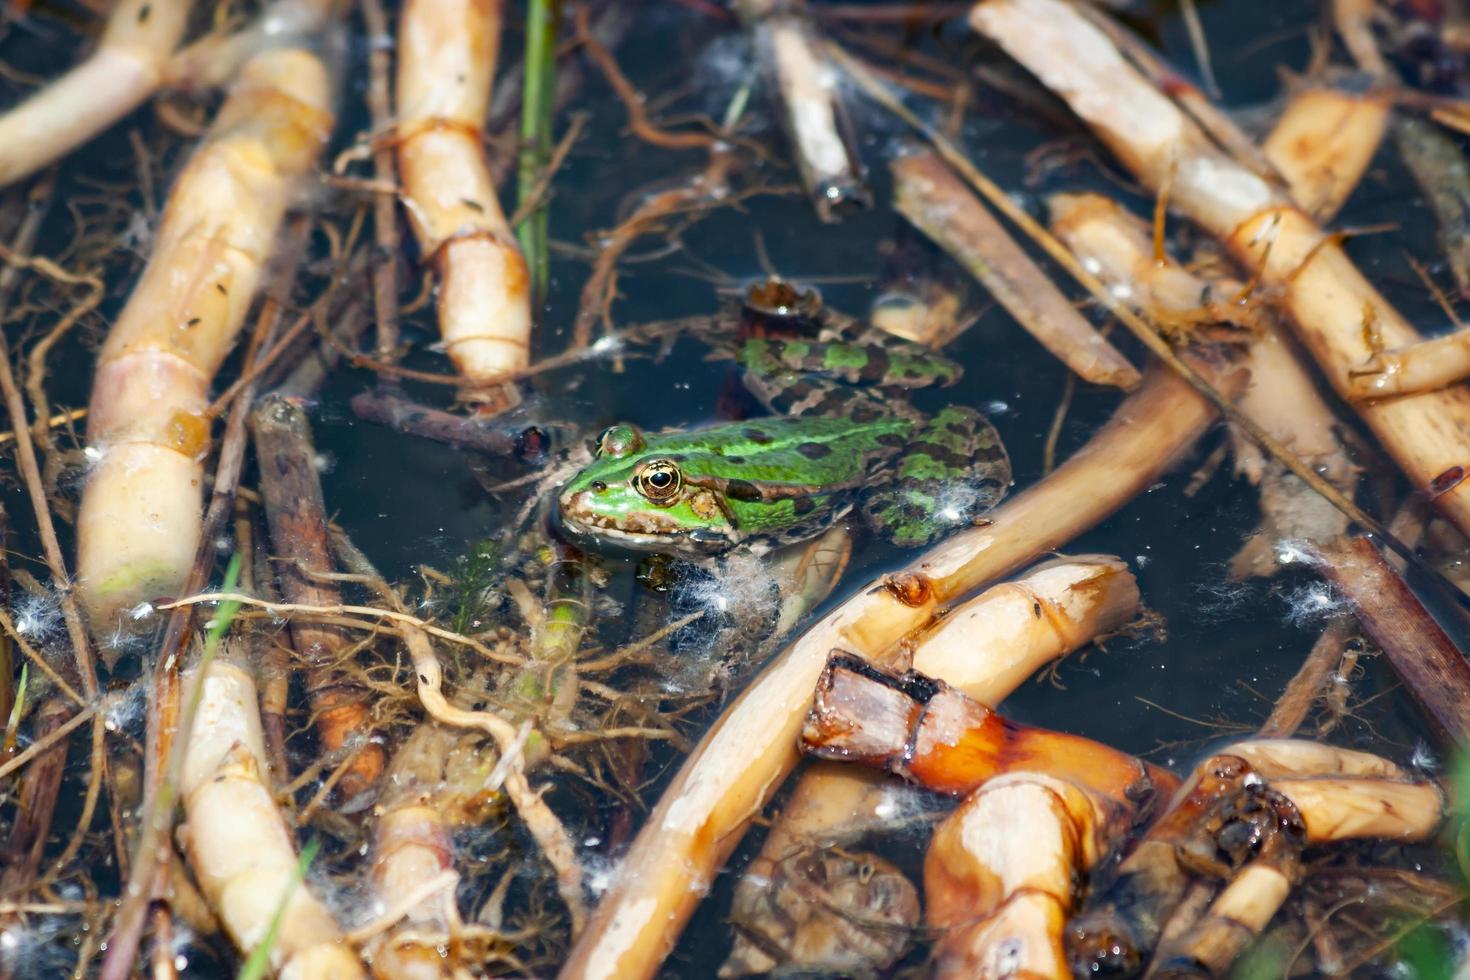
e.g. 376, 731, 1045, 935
591, 481, 607, 493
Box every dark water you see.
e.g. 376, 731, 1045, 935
1, 0, 1466, 976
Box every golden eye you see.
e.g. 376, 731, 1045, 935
636, 460, 682, 503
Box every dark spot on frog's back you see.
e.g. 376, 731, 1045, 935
742, 427, 774, 445
725, 479, 764, 502
792, 496, 815, 515
877, 433, 906, 448
725, 455, 746, 465
797, 442, 832, 460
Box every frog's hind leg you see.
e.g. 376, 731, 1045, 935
862, 406, 1012, 547
740, 335, 962, 394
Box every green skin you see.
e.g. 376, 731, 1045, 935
558, 332, 1010, 558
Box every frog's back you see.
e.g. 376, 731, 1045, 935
648, 415, 912, 488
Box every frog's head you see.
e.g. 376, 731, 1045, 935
558, 424, 738, 557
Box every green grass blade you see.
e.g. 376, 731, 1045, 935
517, 0, 557, 301
236, 837, 322, 980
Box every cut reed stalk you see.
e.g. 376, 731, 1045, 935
1313, 535, 1470, 743
0, 0, 193, 186
925, 773, 1121, 979
738, 0, 868, 219
180, 657, 364, 976
75, 48, 332, 629
1048, 191, 1357, 579
396, 0, 531, 391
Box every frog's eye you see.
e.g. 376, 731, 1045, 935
636, 460, 682, 503
595, 424, 644, 459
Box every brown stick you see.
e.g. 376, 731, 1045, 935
1256, 618, 1354, 738
1313, 536, 1470, 744
0, 697, 70, 898
892, 150, 1140, 389
361, 0, 403, 359
250, 394, 385, 800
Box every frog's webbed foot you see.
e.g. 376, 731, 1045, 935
863, 406, 1011, 548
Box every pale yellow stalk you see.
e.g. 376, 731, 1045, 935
1262, 81, 1391, 221
925, 773, 1108, 979
559, 363, 1234, 980
76, 48, 332, 629
972, 0, 1470, 539
396, 0, 531, 387
1349, 329, 1470, 398
738, 0, 865, 219
0, 0, 193, 186
181, 660, 364, 978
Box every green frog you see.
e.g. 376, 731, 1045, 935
558, 283, 1010, 558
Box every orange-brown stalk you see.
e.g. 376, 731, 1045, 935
250, 394, 384, 799
801, 653, 1174, 803
725, 556, 1140, 976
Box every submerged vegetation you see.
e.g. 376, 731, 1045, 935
0, 0, 1468, 977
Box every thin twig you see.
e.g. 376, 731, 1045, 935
159, 593, 528, 665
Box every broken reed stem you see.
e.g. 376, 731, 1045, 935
0, 0, 192, 187
397, 0, 531, 391
828, 41, 1413, 566
76, 49, 333, 628
98, 215, 312, 980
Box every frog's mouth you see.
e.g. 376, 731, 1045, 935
558, 490, 737, 557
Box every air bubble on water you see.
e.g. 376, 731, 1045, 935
312, 451, 337, 476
